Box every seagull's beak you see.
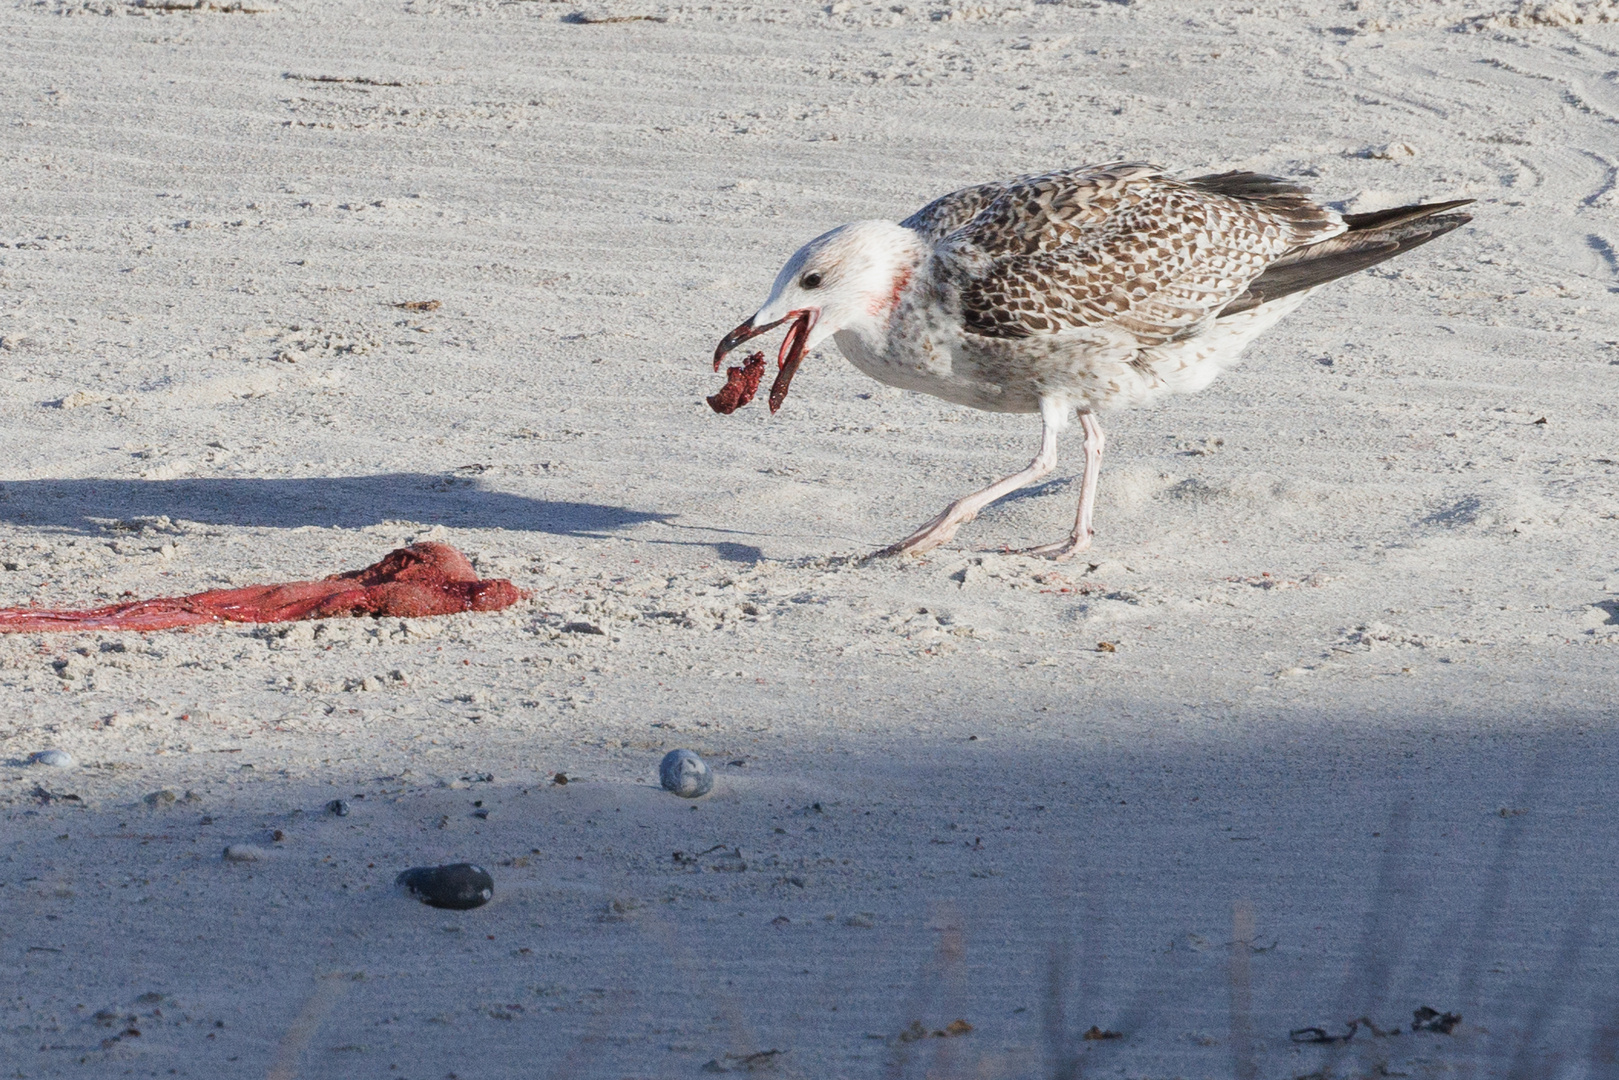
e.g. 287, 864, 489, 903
713, 314, 790, 371
710, 307, 820, 415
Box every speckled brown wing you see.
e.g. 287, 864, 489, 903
932, 162, 1345, 345
899, 180, 1010, 243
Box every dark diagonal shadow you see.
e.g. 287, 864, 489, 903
1001, 476, 1077, 505
0, 475, 669, 536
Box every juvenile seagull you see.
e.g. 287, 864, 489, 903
710, 162, 1471, 558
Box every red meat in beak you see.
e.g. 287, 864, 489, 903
706, 352, 765, 415
710, 309, 818, 415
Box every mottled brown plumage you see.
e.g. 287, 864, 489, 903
913, 162, 1343, 344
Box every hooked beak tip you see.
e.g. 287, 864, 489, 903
714, 313, 789, 371
713, 317, 752, 371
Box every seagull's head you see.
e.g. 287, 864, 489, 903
710, 220, 924, 414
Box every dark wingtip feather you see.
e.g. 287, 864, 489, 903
1342, 198, 1476, 232
1184, 171, 1341, 245
1218, 205, 1474, 318
1185, 170, 1315, 199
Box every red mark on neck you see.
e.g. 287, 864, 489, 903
869, 267, 913, 318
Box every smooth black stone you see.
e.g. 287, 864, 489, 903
396, 863, 494, 910
327, 799, 350, 817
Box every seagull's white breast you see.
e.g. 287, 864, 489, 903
831, 286, 1318, 417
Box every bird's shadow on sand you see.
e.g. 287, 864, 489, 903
0, 474, 669, 540
980, 475, 1076, 514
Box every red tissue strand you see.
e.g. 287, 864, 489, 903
767, 311, 812, 414
0, 543, 522, 634
707, 352, 766, 414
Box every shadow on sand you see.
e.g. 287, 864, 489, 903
3, 729, 1615, 1077
0, 474, 668, 537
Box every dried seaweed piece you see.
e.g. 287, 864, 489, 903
896, 1019, 972, 1043
1082, 1025, 1123, 1040
132, 1, 272, 10
564, 11, 668, 24
395, 299, 440, 311
286, 73, 405, 87
1411, 1006, 1461, 1034
701, 1048, 782, 1072
1290, 1024, 1357, 1044
1348, 1016, 1399, 1037
707, 352, 766, 414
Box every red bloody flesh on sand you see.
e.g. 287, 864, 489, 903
709, 309, 815, 415
0, 543, 522, 634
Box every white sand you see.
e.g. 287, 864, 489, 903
3, 1, 1618, 1076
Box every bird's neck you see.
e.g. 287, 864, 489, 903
848, 225, 928, 338
866, 262, 917, 320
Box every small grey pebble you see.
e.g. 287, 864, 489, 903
397, 863, 494, 910
659, 749, 713, 799
472, 808, 490, 820
144, 789, 178, 808
222, 844, 267, 862
327, 799, 350, 817
29, 749, 75, 769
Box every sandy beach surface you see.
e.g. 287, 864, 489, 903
3, 1, 1619, 1076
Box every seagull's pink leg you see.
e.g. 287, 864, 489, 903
880, 407, 1060, 557
1021, 409, 1104, 561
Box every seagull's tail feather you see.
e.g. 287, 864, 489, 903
1217, 198, 1474, 318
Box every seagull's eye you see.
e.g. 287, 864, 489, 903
800, 272, 823, 290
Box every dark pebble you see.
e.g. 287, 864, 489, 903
396, 863, 494, 910
327, 799, 350, 817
